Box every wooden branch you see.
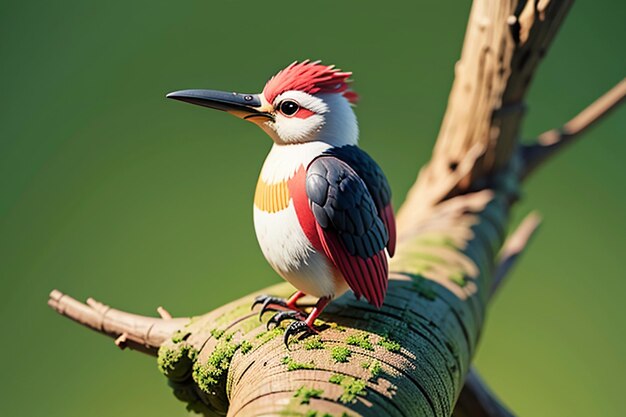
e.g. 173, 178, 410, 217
491, 211, 542, 298
522, 78, 626, 179
409, 208, 541, 417
396, 0, 573, 232
48, 289, 188, 355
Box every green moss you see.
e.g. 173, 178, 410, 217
329, 373, 344, 384
329, 374, 367, 403
192, 340, 241, 393
293, 386, 323, 405
288, 361, 315, 371
303, 336, 324, 350
294, 412, 350, 417
171, 330, 191, 344
369, 360, 382, 378
157, 344, 198, 380
278, 410, 317, 417
377, 336, 401, 353
330, 346, 351, 363
360, 360, 382, 378
346, 333, 374, 350
210, 328, 225, 339
282, 355, 315, 371
449, 271, 467, 287
340, 378, 366, 403
256, 327, 283, 345
240, 340, 253, 354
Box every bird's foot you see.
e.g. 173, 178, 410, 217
281, 296, 331, 347
283, 320, 318, 347
253, 294, 329, 347
267, 310, 307, 330
251, 292, 306, 320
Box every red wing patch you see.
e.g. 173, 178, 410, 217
382, 204, 396, 257
316, 222, 388, 308
288, 166, 323, 253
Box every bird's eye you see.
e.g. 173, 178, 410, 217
279, 100, 299, 116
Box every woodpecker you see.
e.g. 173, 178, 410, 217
167, 60, 396, 344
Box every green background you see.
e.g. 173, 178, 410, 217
1, 1, 624, 416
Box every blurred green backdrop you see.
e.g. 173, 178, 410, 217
1, 1, 624, 416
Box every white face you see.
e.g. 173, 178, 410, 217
254, 90, 359, 147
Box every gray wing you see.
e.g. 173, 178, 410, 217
322, 145, 396, 256
306, 155, 389, 307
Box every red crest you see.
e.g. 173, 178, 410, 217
263, 60, 359, 105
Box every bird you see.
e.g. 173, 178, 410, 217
167, 60, 396, 345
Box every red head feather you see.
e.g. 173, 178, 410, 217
263, 60, 359, 105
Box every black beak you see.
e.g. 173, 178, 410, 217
166, 89, 272, 120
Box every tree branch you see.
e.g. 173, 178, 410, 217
522, 78, 626, 179
452, 368, 515, 417
490, 211, 542, 298
452, 214, 541, 417
452, 213, 541, 417
396, 0, 573, 231
48, 289, 189, 355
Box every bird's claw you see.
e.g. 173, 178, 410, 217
252, 295, 288, 320
252, 294, 317, 346
267, 310, 307, 330
284, 321, 318, 347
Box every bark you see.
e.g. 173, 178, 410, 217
48, 1, 624, 416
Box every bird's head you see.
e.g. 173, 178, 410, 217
167, 60, 359, 146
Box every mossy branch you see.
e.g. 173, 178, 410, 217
48, 1, 621, 416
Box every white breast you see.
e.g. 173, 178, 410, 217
253, 141, 349, 298
259, 141, 331, 183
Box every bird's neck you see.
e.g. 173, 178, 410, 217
313, 93, 359, 147
259, 142, 336, 184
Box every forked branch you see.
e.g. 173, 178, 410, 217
522, 78, 626, 179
